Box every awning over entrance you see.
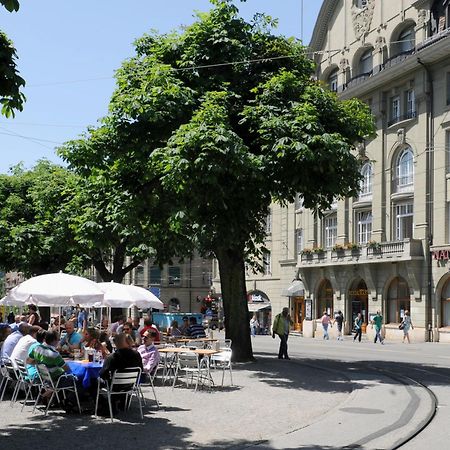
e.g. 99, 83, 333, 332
281, 280, 305, 297
247, 302, 271, 312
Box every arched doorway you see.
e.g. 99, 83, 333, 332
387, 276, 410, 323
349, 279, 369, 332
247, 290, 271, 335
317, 280, 333, 318
441, 278, 450, 327
293, 296, 305, 332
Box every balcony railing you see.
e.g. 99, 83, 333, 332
299, 239, 423, 267
387, 111, 417, 127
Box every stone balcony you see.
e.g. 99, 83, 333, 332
298, 239, 424, 268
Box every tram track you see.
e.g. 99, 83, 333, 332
249, 355, 439, 450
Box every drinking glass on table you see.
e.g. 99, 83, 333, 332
73, 349, 81, 360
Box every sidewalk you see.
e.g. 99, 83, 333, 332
0, 335, 436, 449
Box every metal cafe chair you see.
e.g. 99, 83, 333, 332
210, 348, 233, 387
95, 367, 143, 422
0, 357, 20, 405
14, 358, 42, 411
34, 364, 81, 415
172, 352, 210, 392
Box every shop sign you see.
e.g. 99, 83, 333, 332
305, 299, 312, 321
432, 249, 450, 261
349, 289, 369, 296
250, 294, 264, 302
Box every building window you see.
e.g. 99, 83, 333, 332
295, 194, 304, 211
149, 266, 161, 285
262, 250, 271, 275
168, 266, 181, 285
323, 215, 337, 249
395, 147, 414, 191
356, 211, 372, 244
296, 229, 304, 255
134, 265, 145, 286
328, 68, 339, 92
358, 49, 373, 75
405, 89, 416, 118
398, 26, 415, 53
395, 203, 413, 240
390, 96, 401, 124
387, 277, 410, 323
264, 209, 272, 235
446, 131, 450, 173
359, 162, 373, 198
447, 73, 450, 106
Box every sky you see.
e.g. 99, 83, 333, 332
0, 0, 322, 174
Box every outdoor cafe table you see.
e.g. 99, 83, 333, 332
66, 360, 102, 389
158, 347, 218, 387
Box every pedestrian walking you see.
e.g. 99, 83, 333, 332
334, 310, 344, 341
371, 311, 384, 344
400, 310, 414, 344
272, 307, 292, 359
250, 314, 259, 337
320, 311, 332, 340
353, 313, 363, 342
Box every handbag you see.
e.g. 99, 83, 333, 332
398, 322, 405, 330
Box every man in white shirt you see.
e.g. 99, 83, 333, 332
10, 325, 40, 367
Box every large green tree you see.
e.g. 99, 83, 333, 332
0, 160, 80, 275
102, 1, 375, 361
0, 0, 25, 117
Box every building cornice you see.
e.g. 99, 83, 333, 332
309, 0, 339, 50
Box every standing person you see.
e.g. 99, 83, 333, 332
76, 306, 88, 333
400, 310, 414, 344
334, 310, 344, 341
353, 313, 363, 342
272, 307, 292, 360
250, 314, 259, 337
320, 311, 332, 340
27, 305, 40, 326
372, 311, 384, 344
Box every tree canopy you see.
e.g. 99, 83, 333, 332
0, 0, 25, 117
57, 0, 375, 361
94, 0, 375, 360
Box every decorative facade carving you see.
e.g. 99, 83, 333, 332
416, 9, 428, 28
339, 58, 349, 71
351, 0, 376, 40
374, 36, 386, 50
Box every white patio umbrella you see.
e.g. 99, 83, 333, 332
6, 272, 104, 307
98, 282, 164, 310
0, 295, 26, 307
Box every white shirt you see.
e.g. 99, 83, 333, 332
10, 335, 37, 367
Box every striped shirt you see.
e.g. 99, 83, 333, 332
28, 343, 65, 381
187, 323, 206, 339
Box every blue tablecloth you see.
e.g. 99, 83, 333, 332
67, 361, 102, 389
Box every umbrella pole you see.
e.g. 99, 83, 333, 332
100, 306, 103, 332
59, 306, 61, 335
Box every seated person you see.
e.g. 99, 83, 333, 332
187, 317, 206, 339
10, 325, 41, 367
179, 316, 190, 336
27, 331, 72, 383
1, 323, 31, 359
109, 316, 124, 336
167, 320, 182, 338
139, 318, 161, 344
58, 321, 82, 355
122, 322, 140, 347
26, 329, 47, 380
82, 328, 110, 358
99, 333, 143, 382
137, 331, 160, 376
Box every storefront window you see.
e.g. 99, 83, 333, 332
317, 279, 333, 317
387, 277, 410, 323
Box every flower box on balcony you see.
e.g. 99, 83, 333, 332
367, 240, 381, 251
331, 244, 345, 253
345, 242, 361, 252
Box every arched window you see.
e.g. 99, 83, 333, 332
441, 278, 450, 327
387, 277, 410, 323
395, 147, 414, 190
398, 26, 415, 53
317, 279, 333, 317
328, 68, 339, 92
358, 49, 373, 75
359, 162, 373, 198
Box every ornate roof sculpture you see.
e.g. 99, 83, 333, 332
351, 0, 376, 40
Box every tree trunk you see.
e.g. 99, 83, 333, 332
216, 247, 253, 362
